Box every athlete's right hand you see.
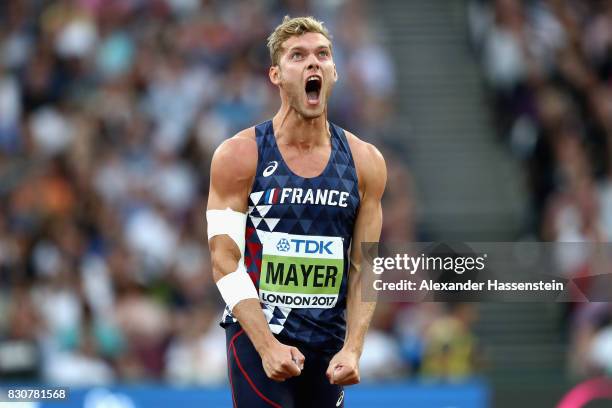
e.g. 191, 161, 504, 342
260, 340, 305, 381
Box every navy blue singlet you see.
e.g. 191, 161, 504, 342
222, 119, 360, 353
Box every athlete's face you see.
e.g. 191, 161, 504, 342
270, 32, 337, 119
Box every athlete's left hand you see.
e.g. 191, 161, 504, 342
326, 349, 360, 386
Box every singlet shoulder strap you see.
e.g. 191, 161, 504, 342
253, 120, 276, 171
329, 122, 356, 162
254, 120, 273, 143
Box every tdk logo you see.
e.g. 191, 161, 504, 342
276, 238, 290, 252
283, 239, 333, 254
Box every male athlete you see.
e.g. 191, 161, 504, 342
207, 16, 386, 407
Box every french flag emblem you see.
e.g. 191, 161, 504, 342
264, 188, 279, 204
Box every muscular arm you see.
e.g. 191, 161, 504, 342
345, 147, 386, 355
207, 131, 304, 380
327, 141, 387, 385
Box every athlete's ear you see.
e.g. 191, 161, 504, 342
333, 64, 338, 82
269, 65, 281, 86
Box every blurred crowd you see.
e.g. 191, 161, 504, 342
469, 0, 612, 378
0, 0, 479, 387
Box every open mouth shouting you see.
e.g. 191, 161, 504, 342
305, 75, 322, 105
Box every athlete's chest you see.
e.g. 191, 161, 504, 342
277, 143, 331, 179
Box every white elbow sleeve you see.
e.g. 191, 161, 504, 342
206, 208, 258, 310
206, 208, 247, 261
215, 263, 259, 311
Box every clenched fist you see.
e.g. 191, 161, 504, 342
326, 348, 360, 386
260, 340, 305, 381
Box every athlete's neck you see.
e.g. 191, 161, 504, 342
272, 105, 330, 149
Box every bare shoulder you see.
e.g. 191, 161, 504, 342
210, 127, 258, 182
344, 130, 386, 170
344, 130, 387, 197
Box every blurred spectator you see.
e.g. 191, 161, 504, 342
420, 303, 481, 380
589, 322, 612, 376
394, 303, 445, 375
568, 303, 612, 377
43, 304, 118, 386
359, 303, 407, 381
0, 284, 41, 380
165, 305, 226, 385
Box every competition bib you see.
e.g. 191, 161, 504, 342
257, 231, 344, 309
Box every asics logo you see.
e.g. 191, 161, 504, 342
263, 161, 278, 177
336, 390, 344, 407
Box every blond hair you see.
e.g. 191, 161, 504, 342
267, 16, 332, 65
